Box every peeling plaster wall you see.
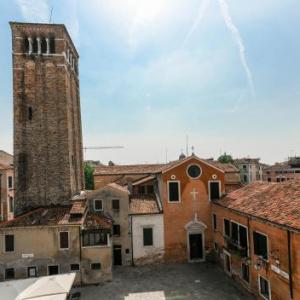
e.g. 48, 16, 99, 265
132, 214, 164, 265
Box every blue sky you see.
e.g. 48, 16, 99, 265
0, 0, 300, 164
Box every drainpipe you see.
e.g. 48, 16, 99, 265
287, 230, 293, 299
79, 226, 82, 286
247, 217, 251, 258
130, 215, 134, 267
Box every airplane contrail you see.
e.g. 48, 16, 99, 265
218, 0, 256, 97
182, 0, 210, 47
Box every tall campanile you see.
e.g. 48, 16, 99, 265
10, 22, 84, 216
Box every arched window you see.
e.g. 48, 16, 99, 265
41, 38, 47, 54
32, 38, 38, 53
49, 37, 55, 53
24, 37, 29, 53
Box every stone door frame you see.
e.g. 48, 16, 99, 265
185, 214, 207, 263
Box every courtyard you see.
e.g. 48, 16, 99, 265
74, 263, 255, 300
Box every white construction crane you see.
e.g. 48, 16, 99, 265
83, 146, 124, 154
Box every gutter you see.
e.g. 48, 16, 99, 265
130, 215, 134, 267
79, 226, 82, 286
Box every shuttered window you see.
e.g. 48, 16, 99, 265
143, 228, 153, 246
253, 231, 268, 260
168, 181, 180, 202
5, 235, 14, 252
59, 231, 69, 249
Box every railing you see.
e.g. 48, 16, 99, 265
224, 236, 248, 258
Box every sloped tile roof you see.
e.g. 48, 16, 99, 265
0, 205, 112, 229
84, 212, 112, 229
216, 180, 300, 230
70, 200, 87, 215
94, 164, 166, 175
129, 198, 160, 215
205, 160, 239, 173
94, 156, 232, 176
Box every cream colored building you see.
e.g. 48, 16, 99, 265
0, 199, 113, 285
88, 183, 132, 266
0, 150, 14, 222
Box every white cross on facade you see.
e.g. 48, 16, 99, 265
190, 188, 199, 201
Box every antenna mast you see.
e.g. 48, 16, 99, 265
186, 135, 189, 157
49, 7, 53, 23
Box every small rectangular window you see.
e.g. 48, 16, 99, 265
94, 199, 103, 211
168, 181, 180, 202
28, 106, 33, 121
82, 230, 108, 247
112, 199, 120, 210
113, 224, 121, 236
224, 219, 230, 237
143, 227, 153, 246
253, 231, 268, 260
212, 214, 217, 230
59, 231, 69, 249
9, 197, 14, 213
259, 275, 270, 299
8, 176, 13, 189
91, 263, 101, 270
70, 264, 80, 272
5, 235, 14, 252
28, 266, 37, 278
48, 265, 59, 275
241, 263, 249, 283
5, 268, 15, 280
209, 182, 220, 200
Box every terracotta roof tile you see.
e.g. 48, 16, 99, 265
205, 160, 239, 173
216, 180, 300, 230
70, 200, 87, 215
0, 206, 85, 227
84, 212, 113, 229
129, 198, 160, 215
94, 164, 166, 175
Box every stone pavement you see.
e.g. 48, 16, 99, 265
74, 263, 255, 300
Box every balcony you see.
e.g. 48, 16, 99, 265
224, 236, 248, 258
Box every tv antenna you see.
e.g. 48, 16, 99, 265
49, 7, 53, 23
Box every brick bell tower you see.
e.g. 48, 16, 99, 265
10, 22, 84, 216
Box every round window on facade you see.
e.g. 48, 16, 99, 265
187, 164, 202, 179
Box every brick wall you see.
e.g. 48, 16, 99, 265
212, 204, 300, 299
10, 23, 84, 215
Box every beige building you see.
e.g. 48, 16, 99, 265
130, 197, 164, 265
234, 158, 263, 184
88, 183, 132, 266
0, 197, 112, 285
0, 150, 14, 222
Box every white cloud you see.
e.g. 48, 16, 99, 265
16, 0, 49, 23
218, 0, 256, 97
182, 0, 210, 47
